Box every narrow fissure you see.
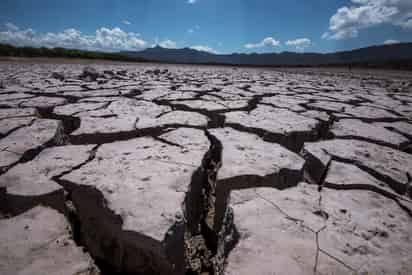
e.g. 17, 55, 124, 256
328, 154, 410, 197
183, 130, 239, 275
36, 106, 81, 136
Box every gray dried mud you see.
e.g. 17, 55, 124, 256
0, 63, 411, 275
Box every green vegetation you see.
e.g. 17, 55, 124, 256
0, 43, 147, 62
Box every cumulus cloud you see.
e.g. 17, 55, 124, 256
159, 39, 177, 48
244, 37, 281, 49
122, 20, 131, 25
323, 0, 412, 40
0, 23, 147, 51
286, 38, 312, 51
190, 45, 217, 54
384, 39, 400, 44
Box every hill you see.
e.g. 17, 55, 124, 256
1, 42, 412, 69
122, 43, 412, 69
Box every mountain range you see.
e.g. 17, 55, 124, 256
121, 43, 412, 67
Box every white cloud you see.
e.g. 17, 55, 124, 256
187, 0, 197, 4
122, 20, 131, 25
286, 38, 312, 51
384, 39, 400, 44
0, 23, 147, 51
159, 39, 177, 48
244, 37, 281, 49
5, 22, 19, 31
187, 25, 200, 34
322, 29, 358, 40
324, 0, 412, 40
190, 45, 217, 54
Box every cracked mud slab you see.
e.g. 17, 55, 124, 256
0, 107, 37, 120
0, 145, 95, 215
318, 187, 412, 274
136, 110, 209, 129
60, 128, 210, 274
70, 99, 171, 136
62, 128, 209, 238
0, 206, 99, 275
0, 119, 63, 169
0, 117, 35, 136
302, 139, 412, 195
1, 62, 412, 275
225, 184, 326, 275
225, 105, 321, 151
226, 183, 412, 275
330, 119, 409, 148
211, 127, 304, 184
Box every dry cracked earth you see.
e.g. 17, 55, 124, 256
0, 62, 411, 275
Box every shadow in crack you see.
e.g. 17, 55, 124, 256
56, 180, 186, 275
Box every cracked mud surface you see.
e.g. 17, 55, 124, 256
0, 62, 412, 275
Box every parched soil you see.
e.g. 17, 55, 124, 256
0, 61, 411, 275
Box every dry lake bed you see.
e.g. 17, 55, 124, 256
0, 61, 411, 275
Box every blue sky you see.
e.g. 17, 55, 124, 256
0, 0, 411, 54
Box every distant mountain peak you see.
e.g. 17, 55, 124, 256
121, 42, 412, 67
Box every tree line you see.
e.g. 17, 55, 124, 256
0, 43, 146, 62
